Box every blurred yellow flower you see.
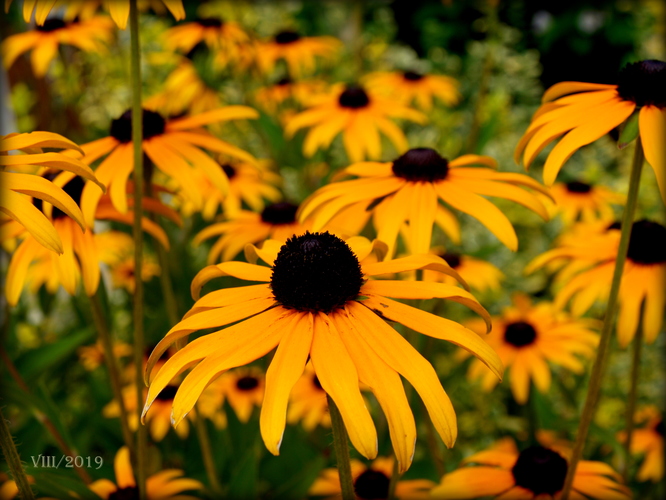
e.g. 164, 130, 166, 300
256, 30, 341, 77
365, 70, 461, 111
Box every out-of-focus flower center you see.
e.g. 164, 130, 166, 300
155, 385, 179, 401
391, 148, 449, 182
338, 85, 370, 109
36, 18, 67, 32
504, 321, 537, 347
274, 30, 301, 44
271, 232, 364, 313
110, 109, 166, 143
260, 202, 298, 225
439, 252, 461, 269
626, 220, 666, 265
277, 77, 292, 86
354, 469, 391, 500
403, 70, 424, 81
565, 181, 592, 193
220, 164, 237, 180
616, 60, 666, 108
195, 17, 223, 28
236, 376, 260, 391
511, 446, 568, 496
655, 420, 664, 436
34, 174, 85, 220
108, 486, 140, 500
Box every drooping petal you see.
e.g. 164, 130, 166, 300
190, 262, 272, 300
430, 467, 515, 499
166, 106, 258, 131
638, 105, 666, 203
362, 254, 466, 288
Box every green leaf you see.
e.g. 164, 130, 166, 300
24, 467, 101, 500
618, 112, 639, 149
226, 443, 260, 499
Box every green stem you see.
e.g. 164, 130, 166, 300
622, 305, 644, 481
194, 415, 223, 495
89, 291, 135, 456
387, 455, 400, 500
327, 395, 356, 500
129, 0, 147, 497
422, 400, 446, 477
0, 406, 35, 500
560, 137, 645, 499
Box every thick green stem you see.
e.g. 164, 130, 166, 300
622, 306, 644, 481
89, 291, 134, 456
194, 415, 223, 495
129, 0, 147, 497
560, 137, 645, 499
0, 406, 35, 500
327, 395, 356, 500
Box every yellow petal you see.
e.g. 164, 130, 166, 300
638, 106, 666, 204
166, 106, 258, 131
541, 82, 616, 103
190, 262, 272, 300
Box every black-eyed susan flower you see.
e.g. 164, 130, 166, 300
1, 16, 114, 77
431, 437, 630, 499
526, 219, 666, 348
254, 77, 327, 115
298, 147, 551, 258
287, 361, 330, 430
310, 456, 435, 500
421, 249, 504, 294
618, 406, 664, 482
548, 180, 624, 224
164, 16, 250, 58
143, 232, 502, 472
1, 131, 103, 254
256, 30, 341, 78
75, 105, 258, 225
218, 367, 265, 423
96, 231, 160, 293
464, 294, 599, 404
78, 340, 132, 371
365, 70, 461, 111
88, 446, 201, 499
285, 84, 427, 163
515, 60, 666, 202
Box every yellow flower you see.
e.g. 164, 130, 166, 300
285, 83, 427, 162
164, 16, 250, 57
218, 367, 265, 423
364, 70, 461, 111
143, 232, 502, 472
0, 473, 34, 500
1, 131, 102, 253
254, 77, 328, 114
78, 339, 132, 371
515, 60, 666, 203
76, 105, 258, 225
618, 406, 664, 482
88, 447, 201, 499
310, 456, 435, 500
1, 16, 114, 77
421, 249, 504, 293
431, 437, 630, 499
547, 180, 624, 224
256, 30, 341, 77
287, 361, 330, 430
526, 219, 666, 347
299, 148, 551, 258
465, 294, 599, 404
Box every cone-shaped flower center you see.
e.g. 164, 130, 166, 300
36, 18, 67, 32
155, 385, 179, 401
565, 181, 592, 193
655, 420, 664, 436
403, 70, 424, 81
312, 374, 323, 390
626, 220, 666, 265
354, 469, 390, 500
338, 85, 370, 109
108, 486, 140, 500
504, 321, 537, 347
236, 376, 260, 391
110, 109, 166, 143
195, 17, 223, 28
220, 164, 237, 180
260, 202, 298, 225
616, 60, 666, 108
511, 446, 568, 496
274, 30, 301, 44
439, 252, 461, 269
271, 232, 364, 313
392, 148, 449, 182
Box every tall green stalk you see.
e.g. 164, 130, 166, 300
194, 415, 223, 495
560, 137, 645, 499
0, 406, 35, 500
129, 0, 147, 497
327, 395, 356, 500
622, 307, 644, 481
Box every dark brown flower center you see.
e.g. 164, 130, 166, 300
338, 85, 370, 109
277, 77, 292, 86
220, 164, 237, 180
626, 220, 666, 265
565, 181, 592, 193
439, 252, 461, 268
108, 486, 140, 500
36, 18, 67, 32
403, 70, 424, 81
391, 148, 449, 182
236, 376, 260, 391
110, 109, 166, 143
34, 174, 85, 220
511, 446, 568, 496
616, 60, 666, 108
195, 17, 223, 28
260, 202, 298, 225
354, 469, 390, 500
271, 232, 364, 313
155, 385, 179, 401
655, 420, 664, 436
274, 30, 301, 44
504, 321, 537, 347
